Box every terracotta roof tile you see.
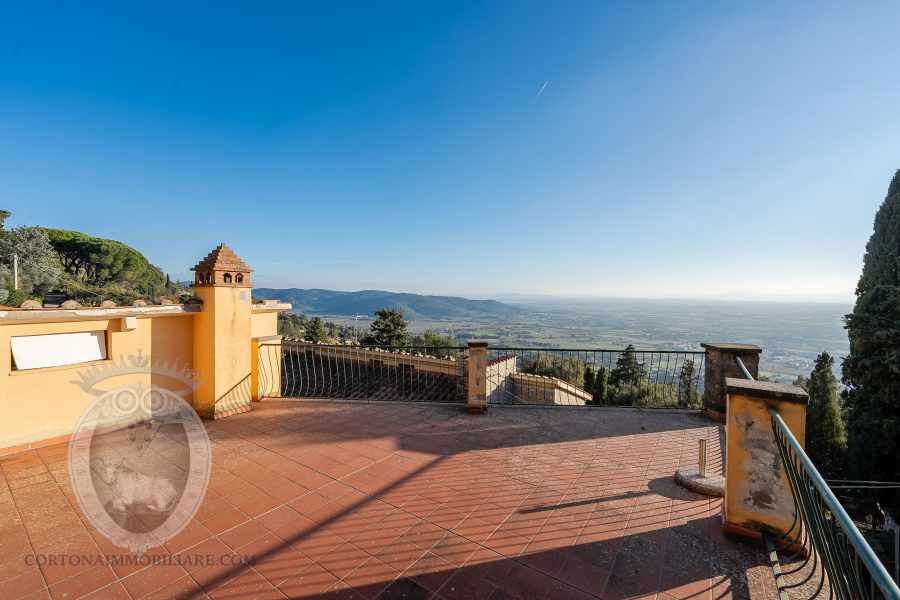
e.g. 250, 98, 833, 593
191, 243, 253, 273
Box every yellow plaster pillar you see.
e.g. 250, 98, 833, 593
190, 244, 254, 420
723, 377, 808, 540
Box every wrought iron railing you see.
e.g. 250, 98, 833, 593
484, 347, 706, 407
770, 408, 900, 599
258, 341, 468, 403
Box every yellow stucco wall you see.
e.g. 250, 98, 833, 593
0, 314, 194, 450
250, 311, 278, 339
250, 309, 282, 401
192, 286, 252, 418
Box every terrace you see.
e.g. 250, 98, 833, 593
2, 246, 896, 600
0, 400, 779, 600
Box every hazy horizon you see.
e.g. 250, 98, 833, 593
3, 1, 898, 300
256, 285, 854, 307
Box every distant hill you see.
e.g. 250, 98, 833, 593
252, 288, 521, 319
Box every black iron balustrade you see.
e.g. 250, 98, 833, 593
258, 342, 706, 408
770, 408, 900, 599
258, 341, 469, 403
484, 347, 706, 407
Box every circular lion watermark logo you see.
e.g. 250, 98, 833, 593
68, 354, 211, 554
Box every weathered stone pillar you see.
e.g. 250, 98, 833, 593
723, 378, 808, 541
467, 341, 488, 413
701, 343, 762, 417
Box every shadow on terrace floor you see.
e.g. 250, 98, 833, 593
0, 400, 775, 599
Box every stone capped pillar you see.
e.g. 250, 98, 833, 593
723, 378, 808, 540
701, 343, 761, 416
191, 244, 254, 419
467, 341, 488, 413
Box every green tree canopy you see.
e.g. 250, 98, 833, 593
583, 366, 595, 397
803, 352, 847, 478
593, 366, 609, 405
609, 344, 645, 388
278, 313, 309, 339
409, 330, 459, 357
855, 171, 900, 296
43, 228, 175, 303
0, 212, 61, 300
304, 316, 328, 343
842, 170, 900, 487
46, 229, 156, 287
678, 359, 700, 408
362, 307, 409, 346
524, 352, 586, 387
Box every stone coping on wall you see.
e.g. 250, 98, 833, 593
251, 300, 292, 312
0, 300, 292, 324
0, 303, 202, 323
701, 342, 762, 354
487, 354, 516, 366
725, 377, 809, 404
510, 372, 594, 402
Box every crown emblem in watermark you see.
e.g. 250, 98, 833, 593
71, 351, 204, 397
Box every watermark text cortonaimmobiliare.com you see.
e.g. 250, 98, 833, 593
25, 553, 255, 568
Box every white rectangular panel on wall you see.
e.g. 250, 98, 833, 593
11, 331, 108, 370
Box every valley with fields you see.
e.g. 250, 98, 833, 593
254, 289, 850, 383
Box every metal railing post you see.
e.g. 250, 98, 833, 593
699, 438, 707, 478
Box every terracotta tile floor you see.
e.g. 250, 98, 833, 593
0, 401, 780, 599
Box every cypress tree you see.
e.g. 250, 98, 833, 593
304, 316, 329, 343
583, 366, 595, 405
678, 359, 698, 408
842, 170, 900, 485
609, 344, 645, 388
805, 352, 847, 478
362, 307, 409, 347
593, 366, 609, 405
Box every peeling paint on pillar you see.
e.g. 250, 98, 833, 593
724, 378, 808, 538
734, 412, 793, 516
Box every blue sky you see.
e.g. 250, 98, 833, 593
1, 1, 898, 301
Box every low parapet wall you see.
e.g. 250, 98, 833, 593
486, 355, 516, 403
510, 372, 592, 406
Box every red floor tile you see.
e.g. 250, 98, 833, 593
0, 402, 776, 600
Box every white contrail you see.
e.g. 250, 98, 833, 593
533, 80, 549, 103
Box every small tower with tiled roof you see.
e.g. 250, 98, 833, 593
191, 243, 254, 419
191, 243, 253, 288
